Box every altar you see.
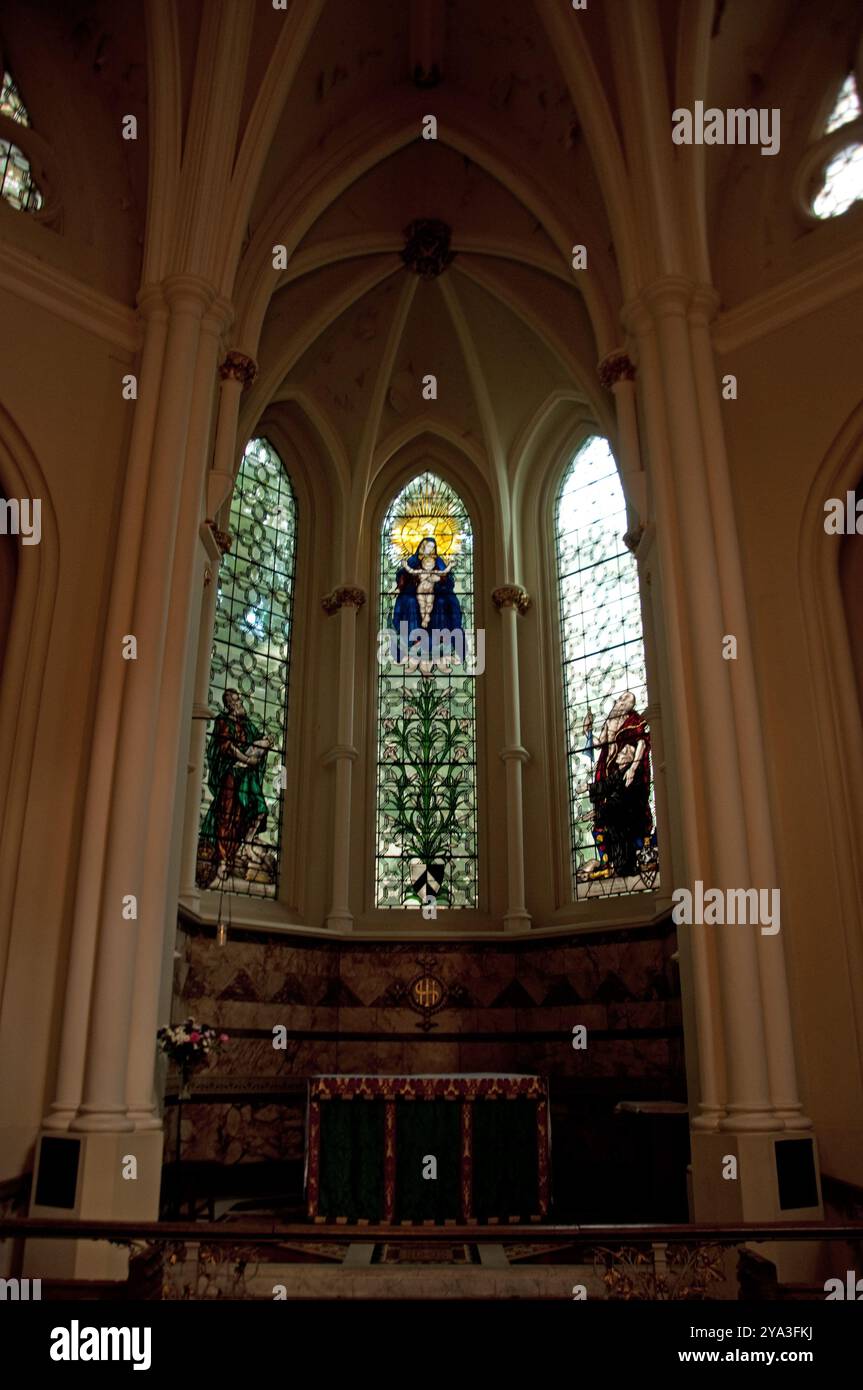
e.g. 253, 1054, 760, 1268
306, 1074, 550, 1223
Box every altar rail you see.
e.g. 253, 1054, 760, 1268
4, 1218, 861, 1301
4, 1217, 861, 1241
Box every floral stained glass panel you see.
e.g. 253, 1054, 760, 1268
376, 472, 477, 910
556, 437, 658, 899
196, 437, 297, 898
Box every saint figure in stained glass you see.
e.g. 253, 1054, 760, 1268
555, 435, 659, 898
581, 692, 656, 884
196, 689, 274, 889
196, 435, 297, 899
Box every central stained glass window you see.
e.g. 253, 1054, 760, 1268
375, 472, 477, 910
196, 437, 297, 898
556, 436, 658, 899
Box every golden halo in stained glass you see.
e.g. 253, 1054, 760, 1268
387, 474, 468, 560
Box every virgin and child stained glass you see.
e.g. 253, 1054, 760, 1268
556, 436, 659, 898
196, 437, 297, 898
375, 472, 478, 910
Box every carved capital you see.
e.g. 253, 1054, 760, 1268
598, 351, 636, 390
492, 584, 531, 615
322, 585, 367, 615
205, 520, 233, 556
219, 350, 258, 388
322, 743, 359, 766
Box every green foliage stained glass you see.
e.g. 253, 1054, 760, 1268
196, 437, 297, 898
556, 436, 658, 899
376, 472, 478, 911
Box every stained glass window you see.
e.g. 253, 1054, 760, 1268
376, 472, 478, 910
196, 437, 297, 899
0, 70, 43, 213
812, 73, 863, 219
825, 73, 861, 133
812, 142, 863, 218
555, 436, 658, 899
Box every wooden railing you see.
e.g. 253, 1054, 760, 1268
5, 1215, 862, 1242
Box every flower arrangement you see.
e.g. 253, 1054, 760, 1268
157, 1019, 228, 1099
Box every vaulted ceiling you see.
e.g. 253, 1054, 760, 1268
3, 0, 860, 528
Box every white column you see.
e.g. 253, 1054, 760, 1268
688, 287, 809, 1131
598, 350, 646, 538
71, 275, 214, 1134
125, 299, 230, 1129
42, 288, 169, 1130
625, 296, 726, 1132
641, 277, 774, 1132
493, 586, 531, 932
323, 587, 365, 931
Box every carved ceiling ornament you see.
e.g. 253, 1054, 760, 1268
400, 218, 456, 280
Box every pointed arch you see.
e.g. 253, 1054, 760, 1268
375, 470, 478, 910
195, 436, 298, 899
554, 436, 658, 900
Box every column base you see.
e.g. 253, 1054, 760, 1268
127, 1106, 164, 1132
690, 1105, 725, 1132
25, 1128, 164, 1281
41, 1105, 76, 1133
503, 912, 532, 933
326, 911, 354, 932
691, 1128, 823, 1284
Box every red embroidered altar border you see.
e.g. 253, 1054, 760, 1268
309, 1074, 547, 1102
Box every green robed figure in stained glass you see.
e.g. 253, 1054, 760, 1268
196, 689, 273, 889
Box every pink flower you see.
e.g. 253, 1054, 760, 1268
189, 1031, 201, 1043
219, 1033, 229, 1042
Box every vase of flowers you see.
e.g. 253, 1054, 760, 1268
157, 1019, 229, 1100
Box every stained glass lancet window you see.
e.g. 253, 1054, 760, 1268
376, 472, 478, 910
812, 73, 863, 219
196, 437, 297, 898
556, 436, 658, 899
0, 70, 44, 212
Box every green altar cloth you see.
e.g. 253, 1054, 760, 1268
306, 1074, 550, 1223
